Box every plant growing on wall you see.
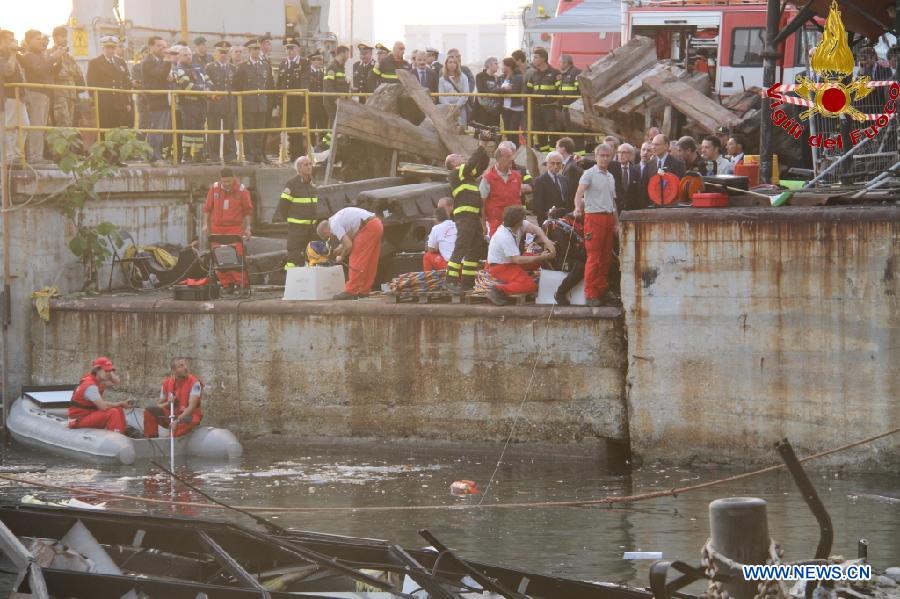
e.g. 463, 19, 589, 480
45, 129, 152, 292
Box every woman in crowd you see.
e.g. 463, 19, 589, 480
497, 57, 524, 145
438, 55, 469, 129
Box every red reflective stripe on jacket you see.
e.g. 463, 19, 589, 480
161, 374, 203, 422
68, 373, 105, 420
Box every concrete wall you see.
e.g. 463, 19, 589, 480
30, 298, 629, 451
620, 206, 900, 465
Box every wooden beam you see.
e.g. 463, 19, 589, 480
577, 36, 658, 112
594, 64, 669, 113
642, 74, 740, 134
334, 98, 448, 162
565, 99, 628, 139
365, 82, 404, 113
396, 69, 477, 156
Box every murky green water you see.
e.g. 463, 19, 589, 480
1, 440, 898, 587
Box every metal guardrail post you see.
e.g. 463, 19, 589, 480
170, 92, 179, 165
14, 88, 25, 167
526, 96, 533, 149
236, 94, 244, 163
304, 90, 312, 158
93, 89, 102, 139
280, 91, 288, 163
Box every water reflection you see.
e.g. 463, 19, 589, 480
1, 440, 897, 585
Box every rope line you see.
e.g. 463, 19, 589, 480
2, 426, 895, 514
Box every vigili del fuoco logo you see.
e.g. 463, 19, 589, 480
766, 0, 898, 149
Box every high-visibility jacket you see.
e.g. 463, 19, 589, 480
373, 54, 408, 85
324, 59, 349, 93
526, 66, 560, 105
68, 373, 105, 419
275, 175, 318, 226
558, 67, 581, 105
484, 166, 523, 228
161, 373, 203, 423
450, 146, 490, 218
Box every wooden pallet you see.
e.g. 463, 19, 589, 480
391, 290, 457, 304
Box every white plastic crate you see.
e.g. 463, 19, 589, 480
283, 266, 345, 301
536, 268, 586, 306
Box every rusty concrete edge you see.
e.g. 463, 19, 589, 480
45, 296, 623, 321
620, 205, 900, 224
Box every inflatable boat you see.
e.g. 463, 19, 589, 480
7, 386, 242, 465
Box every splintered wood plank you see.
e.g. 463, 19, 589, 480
334, 98, 447, 162
577, 36, 658, 110
642, 74, 740, 133
594, 64, 669, 113
397, 69, 477, 156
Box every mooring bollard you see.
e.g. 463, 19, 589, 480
708, 497, 771, 599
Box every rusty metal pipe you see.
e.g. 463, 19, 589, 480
775, 438, 833, 559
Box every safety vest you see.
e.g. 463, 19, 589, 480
484, 166, 523, 223
279, 175, 318, 225
68, 374, 105, 419
208, 181, 252, 235
324, 59, 349, 93
373, 55, 408, 84
161, 373, 203, 422
526, 67, 560, 105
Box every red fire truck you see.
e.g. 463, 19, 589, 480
547, 0, 820, 95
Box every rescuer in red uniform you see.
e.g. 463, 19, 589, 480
480, 142, 524, 237
143, 357, 203, 438
203, 168, 253, 293
68, 357, 134, 433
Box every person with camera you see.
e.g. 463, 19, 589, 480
68, 357, 136, 435
50, 26, 86, 129
20, 29, 62, 163
0, 31, 28, 162
443, 131, 493, 292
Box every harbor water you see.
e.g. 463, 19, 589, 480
1, 439, 898, 587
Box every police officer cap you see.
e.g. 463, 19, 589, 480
374, 43, 389, 53
258, 33, 272, 42
425, 47, 439, 55
310, 51, 323, 61
284, 37, 299, 48
244, 39, 260, 49
357, 43, 373, 51
213, 40, 231, 51
193, 36, 207, 45
99, 35, 119, 47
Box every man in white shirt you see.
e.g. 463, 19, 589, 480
701, 135, 734, 175
485, 205, 555, 306
317, 207, 383, 300
574, 143, 618, 307
423, 198, 457, 271
726, 135, 745, 166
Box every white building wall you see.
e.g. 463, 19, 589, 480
404, 24, 508, 70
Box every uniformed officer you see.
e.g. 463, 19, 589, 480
173, 45, 211, 162
86, 35, 133, 133
50, 25, 86, 128
258, 33, 276, 160
277, 37, 308, 161
274, 155, 319, 269
323, 44, 350, 131
233, 39, 273, 163
308, 52, 327, 147
205, 41, 236, 163
373, 41, 408, 86
524, 46, 560, 152
352, 43, 376, 103
426, 47, 442, 74
192, 36, 212, 68
557, 54, 584, 154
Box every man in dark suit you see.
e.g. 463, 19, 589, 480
141, 36, 174, 161
233, 39, 273, 163
205, 41, 236, 163
615, 143, 642, 211
647, 133, 686, 179
86, 35, 133, 133
532, 151, 570, 224
555, 137, 583, 208
402, 50, 437, 124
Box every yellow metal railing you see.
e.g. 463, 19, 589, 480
5, 82, 588, 166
